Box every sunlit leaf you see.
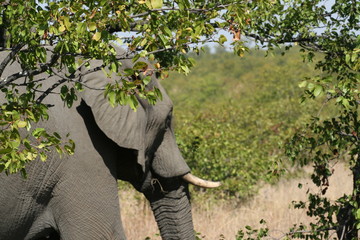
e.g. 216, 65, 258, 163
87, 22, 97, 31
17, 121, 27, 128
92, 32, 101, 41
146, 0, 163, 9
313, 85, 323, 97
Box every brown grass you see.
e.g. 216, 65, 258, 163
120, 163, 352, 239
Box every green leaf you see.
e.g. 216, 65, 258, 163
133, 61, 148, 70
66, 98, 73, 108
20, 168, 27, 178
24, 140, 32, 150
162, 26, 172, 37
17, 121, 27, 128
60, 85, 68, 100
63, 16, 71, 30
313, 85, 323, 97
259, 219, 266, 224
32, 128, 46, 138
107, 91, 116, 107
0, 148, 12, 154
146, 0, 163, 9
4, 160, 11, 169
110, 62, 118, 72
356, 209, 360, 219
124, 68, 135, 76
143, 76, 151, 85
92, 32, 101, 41
9, 139, 21, 149
158, 34, 168, 46
307, 83, 315, 90
53, 132, 61, 139
298, 80, 307, 88
75, 82, 83, 92
76, 22, 87, 34
154, 87, 163, 101
219, 35, 227, 45
129, 94, 139, 110
64, 140, 75, 155
59, 24, 66, 32
39, 152, 47, 162
345, 53, 351, 64
341, 98, 350, 109
132, 54, 140, 63
177, 0, 190, 11
88, 22, 97, 31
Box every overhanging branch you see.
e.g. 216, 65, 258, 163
0, 44, 24, 78
0, 53, 59, 89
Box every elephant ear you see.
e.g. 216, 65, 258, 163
79, 58, 146, 165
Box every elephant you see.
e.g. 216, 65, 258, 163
0, 46, 220, 240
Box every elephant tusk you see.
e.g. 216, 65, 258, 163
182, 173, 221, 188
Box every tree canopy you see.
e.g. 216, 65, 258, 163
0, 0, 359, 238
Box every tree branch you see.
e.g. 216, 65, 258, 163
0, 44, 24, 78
35, 77, 67, 104
244, 32, 319, 45
0, 53, 59, 89
129, 4, 231, 19
107, 4, 230, 33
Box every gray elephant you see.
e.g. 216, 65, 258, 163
0, 47, 220, 240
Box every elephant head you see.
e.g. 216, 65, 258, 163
77, 47, 220, 239
0, 46, 220, 240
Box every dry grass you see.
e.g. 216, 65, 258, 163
120, 163, 352, 239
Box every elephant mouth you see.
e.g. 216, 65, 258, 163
182, 173, 221, 188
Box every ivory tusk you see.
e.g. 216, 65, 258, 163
182, 173, 221, 188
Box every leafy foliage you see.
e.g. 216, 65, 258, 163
0, 0, 359, 238
236, 220, 269, 240
223, 0, 359, 239
0, 0, 275, 174
0, 85, 75, 176
163, 48, 319, 199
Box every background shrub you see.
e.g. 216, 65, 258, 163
163, 47, 321, 200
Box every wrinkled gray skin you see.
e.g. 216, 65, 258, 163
0, 47, 195, 240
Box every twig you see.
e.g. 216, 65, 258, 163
11, 77, 47, 86
35, 77, 67, 104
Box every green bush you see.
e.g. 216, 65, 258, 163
163, 47, 321, 200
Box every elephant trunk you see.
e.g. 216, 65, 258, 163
147, 181, 195, 240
